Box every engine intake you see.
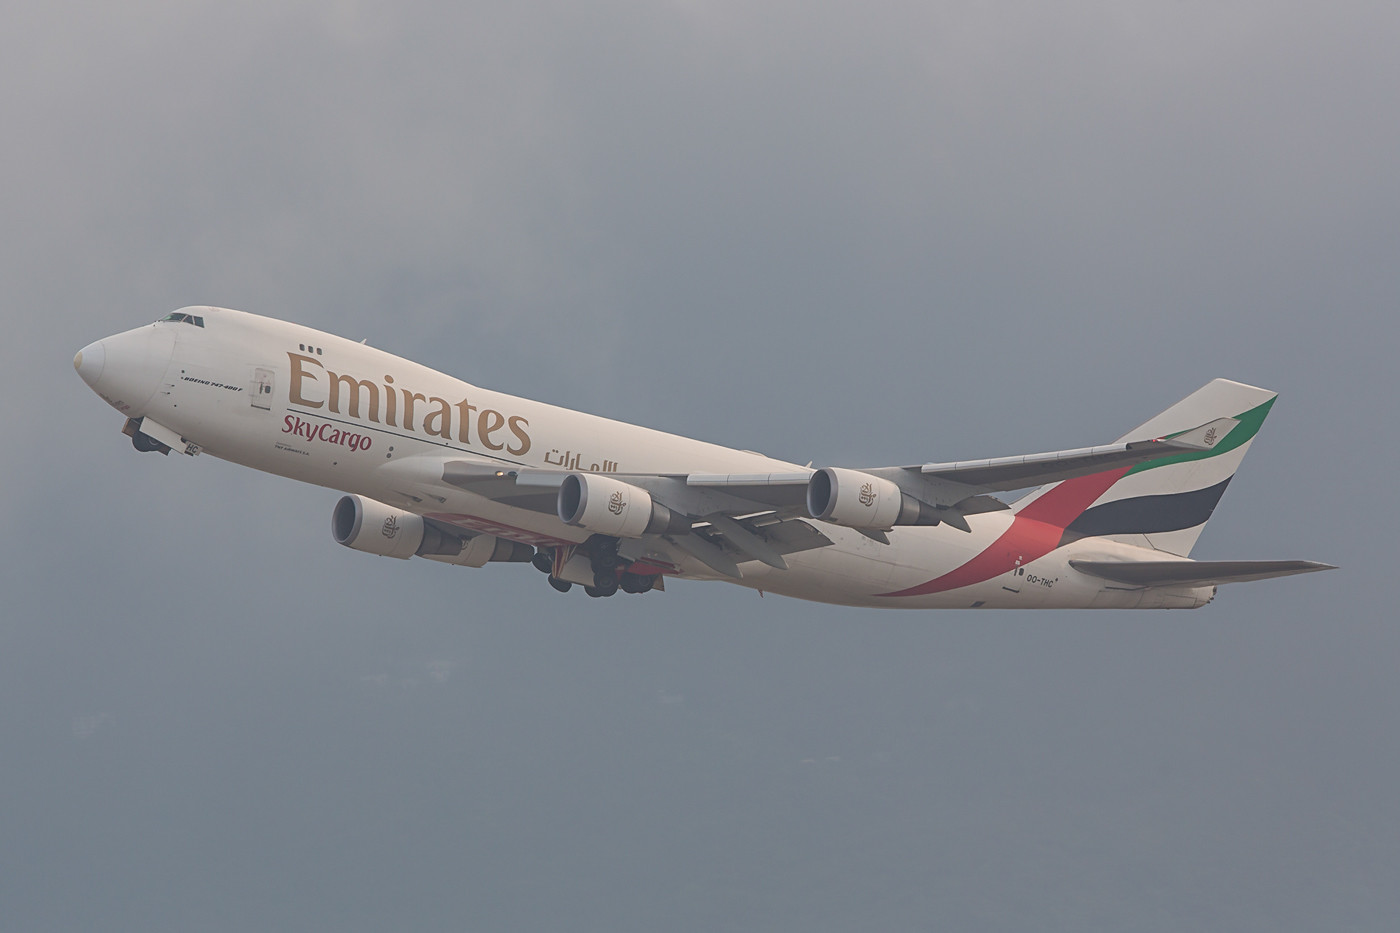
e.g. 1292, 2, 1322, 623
557, 474, 689, 538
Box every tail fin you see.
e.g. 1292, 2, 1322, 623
1014, 379, 1277, 556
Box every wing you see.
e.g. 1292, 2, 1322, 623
391, 411, 1240, 577
432, 459, 833, 578
381, 409, 1242, 580
684, 416, 1240, 533
908, 416, 1238, 490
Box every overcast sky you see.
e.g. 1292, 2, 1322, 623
3, 2, 1396, 930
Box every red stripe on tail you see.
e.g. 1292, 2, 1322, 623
877, 468, 1130, 598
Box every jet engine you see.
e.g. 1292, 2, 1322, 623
806, 467, 944, 530
331, 495, 532, 566
557, 474, 689, 538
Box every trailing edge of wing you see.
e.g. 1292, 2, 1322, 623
1070, 559, 1336, 587
701, 514, 789, 569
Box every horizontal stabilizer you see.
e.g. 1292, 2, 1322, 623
1070, 559, 1336, 587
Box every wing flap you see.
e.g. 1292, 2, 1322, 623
681, 515, 834, 574
1070, 559, 1336, 587
664, 531, 742, 578
701, 514, 789, 569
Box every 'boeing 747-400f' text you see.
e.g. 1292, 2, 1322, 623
75, 307, 1334, 609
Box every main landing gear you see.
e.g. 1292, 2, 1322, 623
532, 537, 660, 598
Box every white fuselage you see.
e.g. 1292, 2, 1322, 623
75, 307, 1212, 609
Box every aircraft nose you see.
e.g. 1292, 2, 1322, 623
74, 340, 106, 388
74, 324, 177, 415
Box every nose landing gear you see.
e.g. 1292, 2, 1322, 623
123, 418, 171, 455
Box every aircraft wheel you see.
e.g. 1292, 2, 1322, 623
619, 572, 655, 594
132, 432, 166, 454
531, 551, 554, 574
547, 576, 572, 593
585, 579, 618, 598
586, 536, 620, 570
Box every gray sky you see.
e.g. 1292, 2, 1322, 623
3, 2, 1396, 930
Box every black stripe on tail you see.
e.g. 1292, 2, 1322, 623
1062, 477, 1232, 541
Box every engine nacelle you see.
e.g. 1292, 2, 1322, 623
333, 494, 427, 559
806, 468, 946, 530
806, 468, 903, 529
332, 495, 534, 565
557, 473, 688, 538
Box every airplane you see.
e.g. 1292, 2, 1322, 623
74, 307, 1333, 609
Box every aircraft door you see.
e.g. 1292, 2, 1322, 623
250, 367, 275, 410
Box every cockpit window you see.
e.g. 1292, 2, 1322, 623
158, 312, 205, 327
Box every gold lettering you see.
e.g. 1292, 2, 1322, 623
506, 415, 531, 456
328, 372, 379, 422
478, 408, 506, 451
401, 390, 428, 432
423, 397, 453, 439
289, 362, 531, 456
287, 353, 324, 408
455, 400, 478, 443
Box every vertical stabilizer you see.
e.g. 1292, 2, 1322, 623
1014, 379, 1277, 556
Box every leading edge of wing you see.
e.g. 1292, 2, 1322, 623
441, 460, 814, 515
1069, 559, 1337, 588
903, 417, 1240, 495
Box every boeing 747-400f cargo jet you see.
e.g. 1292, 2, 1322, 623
74, 307, 1333, 609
